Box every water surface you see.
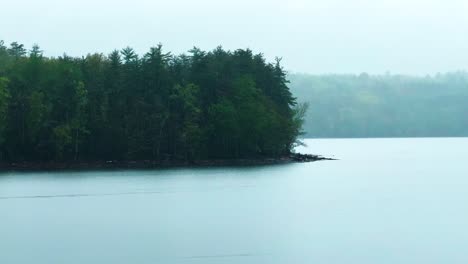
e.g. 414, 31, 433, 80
1, 138, 468, 264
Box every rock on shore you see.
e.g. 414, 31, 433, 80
0, 153, 335, 171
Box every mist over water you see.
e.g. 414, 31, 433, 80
1, 138, 468, 264
2, 1, 468, 263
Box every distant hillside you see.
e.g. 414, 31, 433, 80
289, 73, 468, 138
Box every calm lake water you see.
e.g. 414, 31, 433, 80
1, 138, 468, 264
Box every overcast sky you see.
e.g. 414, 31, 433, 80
2, 0, 468, 74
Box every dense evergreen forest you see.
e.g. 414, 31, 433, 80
290, 73, 468, 138
0, 41, 305, 163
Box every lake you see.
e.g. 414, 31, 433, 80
1, 138, 468, 264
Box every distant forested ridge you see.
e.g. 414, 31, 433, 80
290, 73, 468, 138
0, 41, 305, 163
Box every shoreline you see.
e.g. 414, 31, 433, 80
0, 153, 335, 172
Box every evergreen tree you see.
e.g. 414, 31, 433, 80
0, 41, 304, 163
8, 42, 27, 59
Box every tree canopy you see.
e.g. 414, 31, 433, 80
0, 41, 305, 162
290, 73, 468, 138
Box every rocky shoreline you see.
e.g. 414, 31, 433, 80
0, 153, 335, 171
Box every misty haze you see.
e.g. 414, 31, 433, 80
1, 0, 468, 264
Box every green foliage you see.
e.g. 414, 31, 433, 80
289, 73, 468, 137
0, 77, 10, 146
8, 42, 27, 59
26, 90, 48, 141
291, 102, 309, 147
53, 124, 72, 159
0, 41, 301, 162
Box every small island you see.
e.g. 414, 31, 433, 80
0, 41, 327, 170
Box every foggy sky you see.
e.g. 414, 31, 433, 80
2, 0, 468, 75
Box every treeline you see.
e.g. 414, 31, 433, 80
0, 41, 305, 162
289, 73, 468, 138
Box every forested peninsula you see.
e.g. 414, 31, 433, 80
0, 41, 316, 169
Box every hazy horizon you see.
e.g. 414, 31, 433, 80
3, 0, 468, 75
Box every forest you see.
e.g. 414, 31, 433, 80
0, 41, 305, 163
290, 73, 468, 138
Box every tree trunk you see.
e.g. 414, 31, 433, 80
74, 129, 79, 161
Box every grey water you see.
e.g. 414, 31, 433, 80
1, 138, 468, 264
